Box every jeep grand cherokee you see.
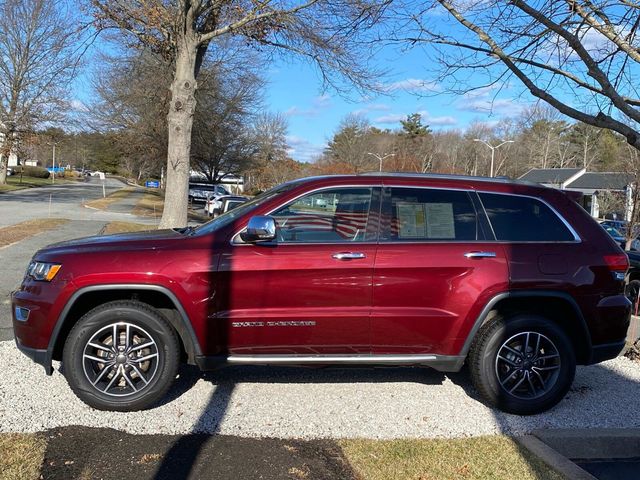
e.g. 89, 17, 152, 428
12, 173, 631, 414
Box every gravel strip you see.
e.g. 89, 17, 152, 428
1, 340, 639, 439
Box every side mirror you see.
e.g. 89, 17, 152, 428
241, 215, 276, 243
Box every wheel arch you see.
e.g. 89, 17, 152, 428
461, 291, 593, 365
46, 284, 202, 373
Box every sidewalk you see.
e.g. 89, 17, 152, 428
0, 220, 107, 341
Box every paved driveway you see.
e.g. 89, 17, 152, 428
0, 178, 157, 341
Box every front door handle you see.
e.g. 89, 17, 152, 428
464, 251, 497, 259
332, 252, 367, 260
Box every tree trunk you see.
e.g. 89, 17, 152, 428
0, 154, 7, 185
159, 40, 199, 229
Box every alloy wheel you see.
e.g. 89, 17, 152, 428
494, 331, 561, 400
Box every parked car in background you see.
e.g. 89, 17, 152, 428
12, 173, 631, 415
189, 183, 230, 204
599, 221, 640, 251
626, 251, 640, 315
219, 196, 247, 215
6, 167, 13, 176
601, 225, 627, 249
205, 194, 247, 217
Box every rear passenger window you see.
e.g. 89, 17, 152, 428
479, 193, 575, 241
386, 188, 478, 241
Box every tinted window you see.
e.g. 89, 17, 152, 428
386, 188, 478, 241
479, 192, 575, 241
272, 188, 373, 243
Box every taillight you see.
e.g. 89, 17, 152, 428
603, 254, 629, 281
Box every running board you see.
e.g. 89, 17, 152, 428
195, 354, 466, 372
226, 354, 438, 365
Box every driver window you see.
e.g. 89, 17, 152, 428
272, 188, 373, 243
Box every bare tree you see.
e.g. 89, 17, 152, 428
90, 0, 389, 228
247, 112, 290, 191
0, 0, 81, 184
326, 114, 378, 173
403, 1, 640, 154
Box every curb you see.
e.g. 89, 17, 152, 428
515, 435, 597, 480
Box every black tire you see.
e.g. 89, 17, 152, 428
62, 300, 180, 411
468, 314, 576, 415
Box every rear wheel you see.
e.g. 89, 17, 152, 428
468, 314, 576, 415
62, 300, 180, 411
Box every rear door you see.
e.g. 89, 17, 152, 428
216, 186, 381, 355
371, 186, 509, 356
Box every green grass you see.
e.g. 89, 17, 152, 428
340, 436, 566, 480
0, 174, 80, 192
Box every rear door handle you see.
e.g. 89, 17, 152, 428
332, 252, 367, 260
464, 251, 496, 259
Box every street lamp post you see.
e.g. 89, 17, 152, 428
473, 139, 514, 177
46, 141, 60, 184
367, 152, 395, 172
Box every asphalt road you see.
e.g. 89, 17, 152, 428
0, 177, 156, 341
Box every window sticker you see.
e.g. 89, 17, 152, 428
396, 202, 427, 238
425, 203, 455, 238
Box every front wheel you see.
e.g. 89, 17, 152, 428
62, 300, 180, 411
468, 314, 576, 415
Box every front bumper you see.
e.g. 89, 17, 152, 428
14, 337, 53, 375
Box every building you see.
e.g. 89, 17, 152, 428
519, 167, 634, 220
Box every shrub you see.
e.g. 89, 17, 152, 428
22, 166, 50, 179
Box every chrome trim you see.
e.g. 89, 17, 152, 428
226, 354, 438, 365
464, 251, 496, 258
332, 252, 366, 260
244, 215, 276, 242
230, 183, 582, 245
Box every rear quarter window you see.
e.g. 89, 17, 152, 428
479, 192, 576, 242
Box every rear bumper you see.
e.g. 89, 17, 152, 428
588, 340, 626, 364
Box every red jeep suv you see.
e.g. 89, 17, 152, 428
12, 174, 631, 415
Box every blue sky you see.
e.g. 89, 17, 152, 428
72, 10, 534, 164
265, 41, 530, 163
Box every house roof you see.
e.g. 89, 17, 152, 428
518, 168, 584, 184
565, 172, 633, 190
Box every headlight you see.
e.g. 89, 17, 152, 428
26, 262, 62, 281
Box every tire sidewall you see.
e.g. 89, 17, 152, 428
477, 315, 576, 415
63, 303, 179, 411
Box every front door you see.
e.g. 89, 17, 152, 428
371, 186, 509, 356
216, 186, 381, 355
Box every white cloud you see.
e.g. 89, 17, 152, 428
381, 78, 441, 93
70, 99, 89, 112
285, 95, 332, 118
352, 103, 392, 116
374, 113, 406, 124
373, 110, 458, 127
313, 94, 332, 108
427, 115, 458, 126
286, 135, 326, 163
456, 97, 525, 115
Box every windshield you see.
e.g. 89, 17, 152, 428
193, 181, 301, 235
604, 226, 622, 237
